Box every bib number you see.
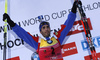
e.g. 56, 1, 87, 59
51, 47, 55, 54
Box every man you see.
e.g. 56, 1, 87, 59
3, 1, 82, 60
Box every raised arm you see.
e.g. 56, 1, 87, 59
55, 1, 82, 45
3, 13, 38, 50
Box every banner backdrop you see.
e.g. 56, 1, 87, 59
0, 0, 100, 60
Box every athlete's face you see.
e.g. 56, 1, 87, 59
40, 25, 50, 37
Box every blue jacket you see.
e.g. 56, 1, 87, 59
12, 12, 76, 50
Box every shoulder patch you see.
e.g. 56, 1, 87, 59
55, 32, 58, 35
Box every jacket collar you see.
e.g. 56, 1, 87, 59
39, 32, 57, 40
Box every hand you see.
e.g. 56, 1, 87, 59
73, 1, 82, 7
71, 1, 82, 13
3, 13, 15, 27
3, 13, 11, 21
78, 1, 82, 6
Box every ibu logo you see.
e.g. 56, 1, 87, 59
81, 36, 100, 50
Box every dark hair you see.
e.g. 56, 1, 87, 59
39, 21, 50, 31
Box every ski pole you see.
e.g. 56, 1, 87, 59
3, 0, 8, 60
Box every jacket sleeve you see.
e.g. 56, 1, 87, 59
12, 24, 38, 50
56, 12, 76, 45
